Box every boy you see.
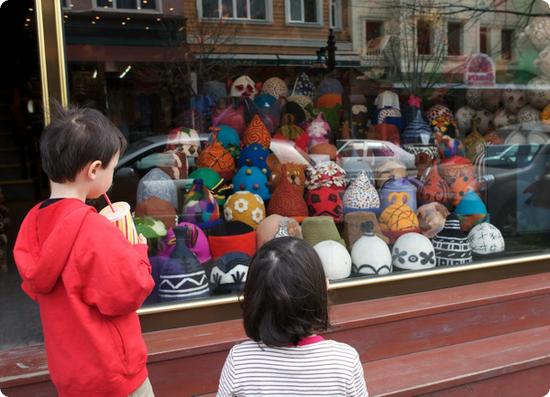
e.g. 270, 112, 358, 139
13, 106, 155, 397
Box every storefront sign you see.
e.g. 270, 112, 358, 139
464, 53, 496, 86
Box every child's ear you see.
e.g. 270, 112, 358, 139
87, 160, 103, 180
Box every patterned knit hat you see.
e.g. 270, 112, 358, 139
302, 216, 344, 247
181, 179, 220, 225
188, 168, 231, 206
232, 166, 271, 201
314, 240, 352, 280
256, 214, 303, 248
306, 186, 344, 223
237, 144, 270, 176
137, 168, 177, 208
242, 115, 271, 149
274, 113, 309, 152
262, 77, 288, 99
392, 233, 436, 271
402, 108, 433, 144
418, 162, 451, 207
197, 140, 236, 181
209, 125, 241, 158
268, 166, 309, 220
135, 196, 177, 231
207, 221, 257, 260
306, 113, 331, 150
379, 192, 420, 243
343, 171, 380, 213
166, 127, 201, 157
343, 211, 388, 250
351, 221, 392, 276
306, 161, 347, 191
159, 221, 211, 264
432, 214, 473, 267
292, 72, 315, 98
439, 155, 478, 207
224, 191, 266, 229
380, 177, 418, 212
209, 252, 250, 294
467, 222, 505, 256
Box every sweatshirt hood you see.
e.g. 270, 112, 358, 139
14, 199, 94, 295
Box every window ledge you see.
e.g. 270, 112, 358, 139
285, 21, 323, 28
198, 17, 272, 25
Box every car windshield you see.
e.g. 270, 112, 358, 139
485, 144, 541, 169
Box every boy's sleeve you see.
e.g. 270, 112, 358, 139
348, 349, 368, 397
217, 348, 237, 397
75, 213, 154, 317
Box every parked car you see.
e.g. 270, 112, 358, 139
336, 139, 416, 181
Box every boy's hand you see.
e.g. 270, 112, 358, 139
137, 234, 147, 245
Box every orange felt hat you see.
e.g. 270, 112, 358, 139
317, 93, 343, 109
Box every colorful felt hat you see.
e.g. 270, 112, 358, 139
188, 168, 231, 206
181, 179, 220, 225
436, 134, 465, 160
379, 192, 420, 243
343, 211, 388, 250
224, 191, 265, 229
463, 123, 486, 162
432, 214, 473, 267
262, 77, 288, 99
306, 113, 331, 150
392, 232, 436, 271
351, 221, 392, 276
230, 75, 257, 99
292, 72, 315, 98
137, 168, 178, 209
302, 216, 345, 247
159, 221, 211, 264
166, 127, 201, 157
418, 162, 451, 207
242, 114, 271, 149
274, 113, 309, 152
158, 226, 209, 301
207, 221, 257, 260
268, 166, 309, 220
454, 190, 487, 232
209, 252, 250, 295
306, 186, 344, 223
135, 196, 177, 230
197, 140, 236, 181
467, 222, 505, 256
417, 202, 449, 238
319, 77, 344, 95
427, 104, 453, 125
343, 171, 380, 213
256, 215, 303, 248
380, 177, 418, 212
306, 161, 347, 191
439, 156, 478, 207
232, 166, 271, 201
209, 125, 241, 158
402, 108, 432, 144
237, 144, 270, 176
317, 93, 343, 109
270, 162, 306, 195
314, 240, 351, 280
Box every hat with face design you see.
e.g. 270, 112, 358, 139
392, 232, 436, 271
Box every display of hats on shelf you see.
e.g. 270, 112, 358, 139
351, 221, 392, 276
261, 77, 288, 99
467, 222, 505, 256
232, 166, 271, 201
230, 75, 257, 99
167, 127, 201, 157
343, 171, 380, 213
379, 192, 420, 243
224, 191, 265, 229
159, 221, 211, 263
418, 161, 451, 207
432, 214, 473, 267
401, 107, 432, 144
256, 214, 303, 248
343, 211, 388, 250
189, 168, 231, 206
314, 240, 352, 280
237, 143, 270, 176
209, 252, 250, 295
137, 168, 178, 209
380, 177, 418, 212
454, 190, 488, 232
181, 178, 220, 226
242, 114, 271, 149
301, 216, 345, 247
207, 221, 257, 259
157, 226, 210, 301
417, 202, 449, 238
391, 232, 436, 271
198, 139, 236, 181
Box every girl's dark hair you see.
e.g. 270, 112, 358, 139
40, 104, 127, 183
242, 237, 329, 347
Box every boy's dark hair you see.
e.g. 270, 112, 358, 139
242, 237, 329, 347
40, 104, 127, 183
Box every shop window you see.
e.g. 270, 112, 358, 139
417, 18, 432, 55
329, 0, 341, 30
366, 20, 383, 45
94, 0, 159, 11
480, 26, 489, 54
501, 28, 513, 60
447, 22, 462, 56
201, 0, 268, 20
287, 0, 321, 24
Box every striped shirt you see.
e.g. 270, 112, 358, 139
216, 338, 368, 397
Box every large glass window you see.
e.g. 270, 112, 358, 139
287, 0, 320, 24
95, 0, 159, 11
417, 18, 432, 55
201, 0, 268, 20
447, 22, 462, 56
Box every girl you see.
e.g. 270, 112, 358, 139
217, 237, 368, 396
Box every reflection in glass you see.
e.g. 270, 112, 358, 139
289, 0, 302, 22
304, 0, 317, 23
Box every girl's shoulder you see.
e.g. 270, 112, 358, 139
231, 339, 359, 358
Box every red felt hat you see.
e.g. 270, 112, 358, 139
207, 221, 257, 260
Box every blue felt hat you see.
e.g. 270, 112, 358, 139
232, 166, 271, 201
237, 144, 270, 176
454, 190, 487, 216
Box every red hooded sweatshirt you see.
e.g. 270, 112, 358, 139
13, 198, 155, 397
